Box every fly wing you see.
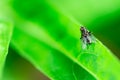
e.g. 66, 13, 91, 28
81, 37, 87, 49
90, 34, 96, 43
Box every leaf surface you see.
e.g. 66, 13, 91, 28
0, 19, 13, 79
10, 0, 120, 80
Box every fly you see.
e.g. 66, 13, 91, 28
80, 26, 95, 49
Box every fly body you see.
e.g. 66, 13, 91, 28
80, 26, 92, 44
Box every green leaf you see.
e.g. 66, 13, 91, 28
0, 0, 13, 79
10, 0, 120, 80
0, 19, 13, 79
12, 27, 96, 80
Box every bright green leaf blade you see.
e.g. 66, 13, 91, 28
0, 0, 13, 79
12, 20, 120, 80
10, 0, 120, 80
0, 19, 13, 79
11, 27, 96, 80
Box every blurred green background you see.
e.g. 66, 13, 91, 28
2, 0, 120, 80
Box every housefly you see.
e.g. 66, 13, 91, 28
80, 26, 95, 49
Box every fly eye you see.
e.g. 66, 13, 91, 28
80, 27, 84, 31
